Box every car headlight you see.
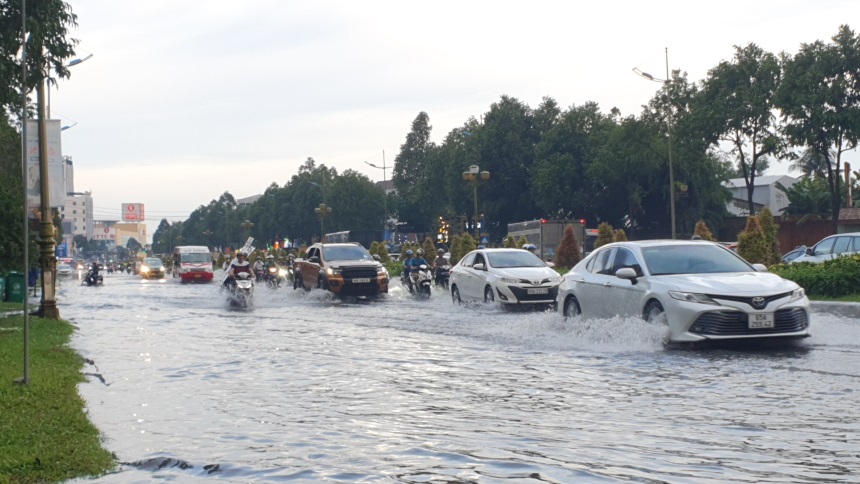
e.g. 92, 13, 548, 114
548, 276, 563, 284
788, 287, 805, 302
376, 266, 387, 275
141, 266, 150, 273
500, 277, 520, 284
326, 267, 342, 276
668, 291, 719, 305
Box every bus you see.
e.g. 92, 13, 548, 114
172, 246, 214, 283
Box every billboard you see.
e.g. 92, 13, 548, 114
92, 224, 116, 241
26, 119, 65, 213
122, 203, 145, 222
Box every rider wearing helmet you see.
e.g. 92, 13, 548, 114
225, 250, 252, 289
433, 248, 447, 269
523, 243, 537, 254
410, 249, 429, 269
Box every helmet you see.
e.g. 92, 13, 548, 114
406, 250, 413, 256
525, 244, 537, 251
236, 250, 247, 257
477, 245, 485, 249
267, 254, 274, 259
417, 249, 424, 256
522, 244, 530, 250
437, 248, 444, 254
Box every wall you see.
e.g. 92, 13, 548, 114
719, 217, 835, 253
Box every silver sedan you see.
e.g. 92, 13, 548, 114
557, 240, 810, 343
450, 248, 562, 307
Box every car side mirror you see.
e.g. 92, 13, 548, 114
615, 267, 638, 284
473, 263, 485, 271
752, 263, 768, 272
545, 261, 555, 268
373, 254, 381, 261
805, 247, 813, 255
309, 256, 320, 264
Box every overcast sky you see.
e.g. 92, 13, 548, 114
52, 0, 860, 240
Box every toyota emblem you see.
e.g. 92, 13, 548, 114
751, 296, 766, 309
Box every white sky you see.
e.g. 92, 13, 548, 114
52, 0, 860, 241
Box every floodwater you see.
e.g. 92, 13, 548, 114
56, 270, 860, 483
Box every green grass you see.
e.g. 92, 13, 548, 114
0, 301, 24, 312
806, 293, 860, 303
0, 315, 116, 483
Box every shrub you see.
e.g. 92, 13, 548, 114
376, 243, 391, 263
369, 241, 380, 257
450, 235, 462, 265
737, 216, 770, 264
516, 236, 529, 249
757, 207, 781, 266
503, 235, 517, 248
554, 224, 582, 269
423, 236, 436, 258
770, 255, 860, 297
459, 233, 477, 256
693, 220, 716, 241
613, 229, 628, 242
594, 222, 614, 249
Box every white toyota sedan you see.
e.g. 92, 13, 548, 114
557, 241, 810, 343
450, 248, 562, 308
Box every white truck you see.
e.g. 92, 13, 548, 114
172, 246, 214, 283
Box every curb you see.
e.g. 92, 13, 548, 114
810, 301, 860, 319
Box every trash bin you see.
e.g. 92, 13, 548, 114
5, 271, 25, 303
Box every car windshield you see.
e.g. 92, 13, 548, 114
486, 251, 546, 268
323, 246, 373, 261
144, 258, 162, 267
180, 253, 210, 263
642, 244, 753, 275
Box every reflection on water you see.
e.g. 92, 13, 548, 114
59, 273, 860, 482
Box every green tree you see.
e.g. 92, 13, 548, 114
422, 236, 436, 259
777, 25, 860, 232
126, 238, 142, 252
613, 229, 628, 242
554, 224, 582, 269
757, 207, 781, 266
697, 43, 784, 216
392, 112, 437, 231
516, 236, 529, 249
449, 235, 463, 265
503, 235, 516, 248
459, 233, 477, 257
376, 243, 391, 263
776, 178, 833, 221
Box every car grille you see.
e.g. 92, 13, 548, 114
341, 267, 378, 280
507, 286, 559, 302
709, 291, 793, 309
690, 308, 809, 336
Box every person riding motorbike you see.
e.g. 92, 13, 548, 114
433, 248, 448, 284
401, 249, 415, 293
264, 254, 280, 286
87, 261, 100, 285
523, 243, 537, 255
224, 251, 252, 290
253, 257, 265, 282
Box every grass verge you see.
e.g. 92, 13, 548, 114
806, 293, 860, 303
0, 315, 116, 483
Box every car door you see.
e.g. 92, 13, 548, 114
604, 247, 647, 317
804, 236, 836, 263
454, 252, 477, 299
304, 247, 321, 287
575, 247, 615, 318
463, 252, 489, 300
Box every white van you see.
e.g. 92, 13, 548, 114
172, 246, 214, 282
790, 232, 860, 264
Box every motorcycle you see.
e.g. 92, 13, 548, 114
81, 269, 104, 286
126, 265, 132, 274
264, 266, 281, 289
224, 272, 254, 308
434, 264, 451, 290
410, 264, 433, 299
255, 267, 265, 283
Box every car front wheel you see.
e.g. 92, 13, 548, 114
484, 286, 495, 303
643, 300, 665, 322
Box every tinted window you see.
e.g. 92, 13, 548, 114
833, 236, 851, 255
642, 244, 753, 275
813, 237, 836, 256
591, 249, 614, 275
473, 253, 486, 269
323, 245, 372, 261
486, 251, 546, 268
610, 248, 642, 276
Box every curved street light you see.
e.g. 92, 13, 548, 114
633, 47, 677, 240
365, 153, 389, 240
48, 53, 93, 119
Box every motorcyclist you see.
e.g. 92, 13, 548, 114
224, 250, 252, 290
409, 249, 430, 288
253, 257, 265, 282
264, 254, 279, 285
523, 243, 537, 255
401, 249, 414, 293
87, 261, 100, 285
433, 248, 448, 284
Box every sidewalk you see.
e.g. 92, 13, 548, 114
810, 301, 860, 319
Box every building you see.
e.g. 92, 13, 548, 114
237, 194, 262, 207
724, 175, 798, 216
115, 222, 147, 248
376, 179, 396, 195
60, 191, 94, 240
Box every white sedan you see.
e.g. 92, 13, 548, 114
450, 248, 562, 307
557, 240, 810, 343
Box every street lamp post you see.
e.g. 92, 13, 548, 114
365, 151, 389, 241
47, 54, 92, 119
462, 164, 490, 240
633, 47, 677, 240
314, 204, 332, 242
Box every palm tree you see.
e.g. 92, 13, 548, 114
788, 147, 836, 179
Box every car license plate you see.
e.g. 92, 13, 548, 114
352, 278, 371, 283
527, 288, 549, 295
195, 274, 201, 279
749, 313, 775, 328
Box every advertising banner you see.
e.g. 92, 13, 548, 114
122, 203, 145, 222
26, 119, 65, 213
92, 225, 116, 241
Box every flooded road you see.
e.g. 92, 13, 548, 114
59, 271, 860, 483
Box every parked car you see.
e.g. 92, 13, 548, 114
56, 263, 73, 276
790, 232, 860, 264
449, 248, 562, 308
557, 240, 810, 344
139, 257, 167, 279
782, 246, 807, 264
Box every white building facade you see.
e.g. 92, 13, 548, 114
724, 175, 798, 217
